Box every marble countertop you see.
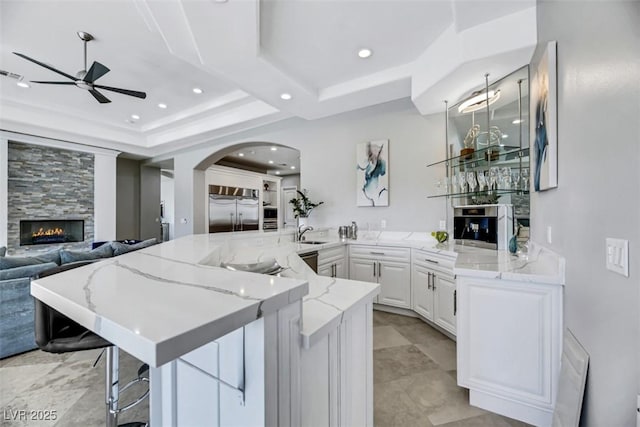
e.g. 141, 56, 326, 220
31, 235, 309, 367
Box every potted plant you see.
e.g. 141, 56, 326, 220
289, 189, 323, 219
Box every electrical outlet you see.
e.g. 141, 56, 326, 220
319, 230, 326, 237
381, 219, 387, 229
439, 220, 446, 230
546, 226, 553, 244
606, 238, 629, 277
256, 238, 264, 246
180, 218, 188, 224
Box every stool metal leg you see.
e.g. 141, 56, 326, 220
106, 346, 119, 427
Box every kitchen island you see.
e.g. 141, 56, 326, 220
31, 232, 380, 427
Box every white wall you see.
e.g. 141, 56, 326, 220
532, 2, 640, 425
0, 138, 8, 248
167, 99, 447, 238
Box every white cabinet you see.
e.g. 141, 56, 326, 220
411, 249, 457, 336
349, 245, 411, 309
318, 245, 348, 279
456, 275, 562, 426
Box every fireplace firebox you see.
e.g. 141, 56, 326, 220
20, 220, 85, 246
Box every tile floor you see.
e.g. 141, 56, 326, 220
0, 310, 529, 426
372, 310, 529, 427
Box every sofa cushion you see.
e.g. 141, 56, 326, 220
60, 243, 113, 264
111, 238, 157, 256
0, 256, 46, 270
0, 246, 6, 257
0, 262, 58, 281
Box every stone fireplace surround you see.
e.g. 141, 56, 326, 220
0, 132, 119, 256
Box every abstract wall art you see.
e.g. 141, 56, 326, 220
532, 40, 558, 191
356, 139, 389, 206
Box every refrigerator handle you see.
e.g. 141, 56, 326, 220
239, 213, 243, 231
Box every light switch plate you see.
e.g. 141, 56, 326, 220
606, 238, 629, 277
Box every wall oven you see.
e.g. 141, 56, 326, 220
453, 204, 513, 250
263, 207, 278, 232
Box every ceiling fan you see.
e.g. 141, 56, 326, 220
13, 31, 146, 104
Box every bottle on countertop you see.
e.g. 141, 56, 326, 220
350, 221, 358, 240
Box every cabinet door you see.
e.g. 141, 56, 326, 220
433, 274, 456, 335
378, 261, 411, 309
334, 259, 348, 279
411, 264, 434, 321
349, 258, 376, 283
318, 262, 334, 278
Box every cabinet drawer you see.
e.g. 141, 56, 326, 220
318, 245, 346, 264
412, 249, 455, 276
349, 245, 410, 262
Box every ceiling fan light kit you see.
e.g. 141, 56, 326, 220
13, 31, 146, 104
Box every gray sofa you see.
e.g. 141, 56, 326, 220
0, 238, 157, 359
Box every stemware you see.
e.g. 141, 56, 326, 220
521, 168, 530, 192
488, 167, 499, 194
477, 170, 487, 192
501, 167, 512, 190
512, 170, 521, 191
456, 171, 467, 193
466, 171, 477, 193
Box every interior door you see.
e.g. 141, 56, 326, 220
282, 186, 298, 229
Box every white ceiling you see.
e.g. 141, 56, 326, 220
0, 0, 537, 158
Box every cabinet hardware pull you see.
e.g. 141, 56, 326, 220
432, 273, 436, 291
370, 252, 385, 255
333, 264, 336, 278
378, 262, 382, 277
454, 290, 457, 315
425, 259, 439, 264
427, 272, 432, 290
373, 262, 376, 277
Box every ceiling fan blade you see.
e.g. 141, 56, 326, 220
94, 84, 146, 99
13, 52, 76, 81
31, 81, 76, 85
89, 89, 111, 104
84, 61, 110, 83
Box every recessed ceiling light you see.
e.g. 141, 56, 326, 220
158, 103, 167, 109
280, 93, 292, 100
275, 171, 280, 175
502, 134, 509, 138
270, 147, 278, 151
16, 80, 30, 88
290, 166, 296, 170
238, 153, 245, 157
358, 48, 372, 58
192, 87, 203, 94
268, 160, 274, 164
512, 119, 523, 124
131, 114, 140, 120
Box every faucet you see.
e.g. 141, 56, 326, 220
297, 225, 314, 242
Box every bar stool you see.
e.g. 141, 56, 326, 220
34, 261, 149, 427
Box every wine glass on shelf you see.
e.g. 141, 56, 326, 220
451, 174, 458, 194
501, 167, 512, 190
456, 171, 467, 194
488, 167, 499, 194
512, 170, 521, 192
477, 170, 487, 192
467, 171, 477, 193
521, 168, 530, 192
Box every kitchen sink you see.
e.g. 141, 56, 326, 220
299, 240, 327, 245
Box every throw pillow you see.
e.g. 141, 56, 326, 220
0, 256, 44, 270
0, 262, 58, 281
31, 249, 62, 266
111, 238, 157, 256
0, 246, 6, 257
60, 243, 113, 265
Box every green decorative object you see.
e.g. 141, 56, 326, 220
431, 231, 449, 243
289, 189, 323, 218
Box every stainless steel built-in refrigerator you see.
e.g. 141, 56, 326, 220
208, 185, 259, 233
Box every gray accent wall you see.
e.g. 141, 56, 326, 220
533, 1, 640, 424
7, 141, 94, 252
140, 165, 161, 241
116, 158, 140, 240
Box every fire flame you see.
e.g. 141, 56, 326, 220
32, 227, 64, 238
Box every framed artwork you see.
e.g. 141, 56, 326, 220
356, 139, 389, 206
532, 40, 558, 191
